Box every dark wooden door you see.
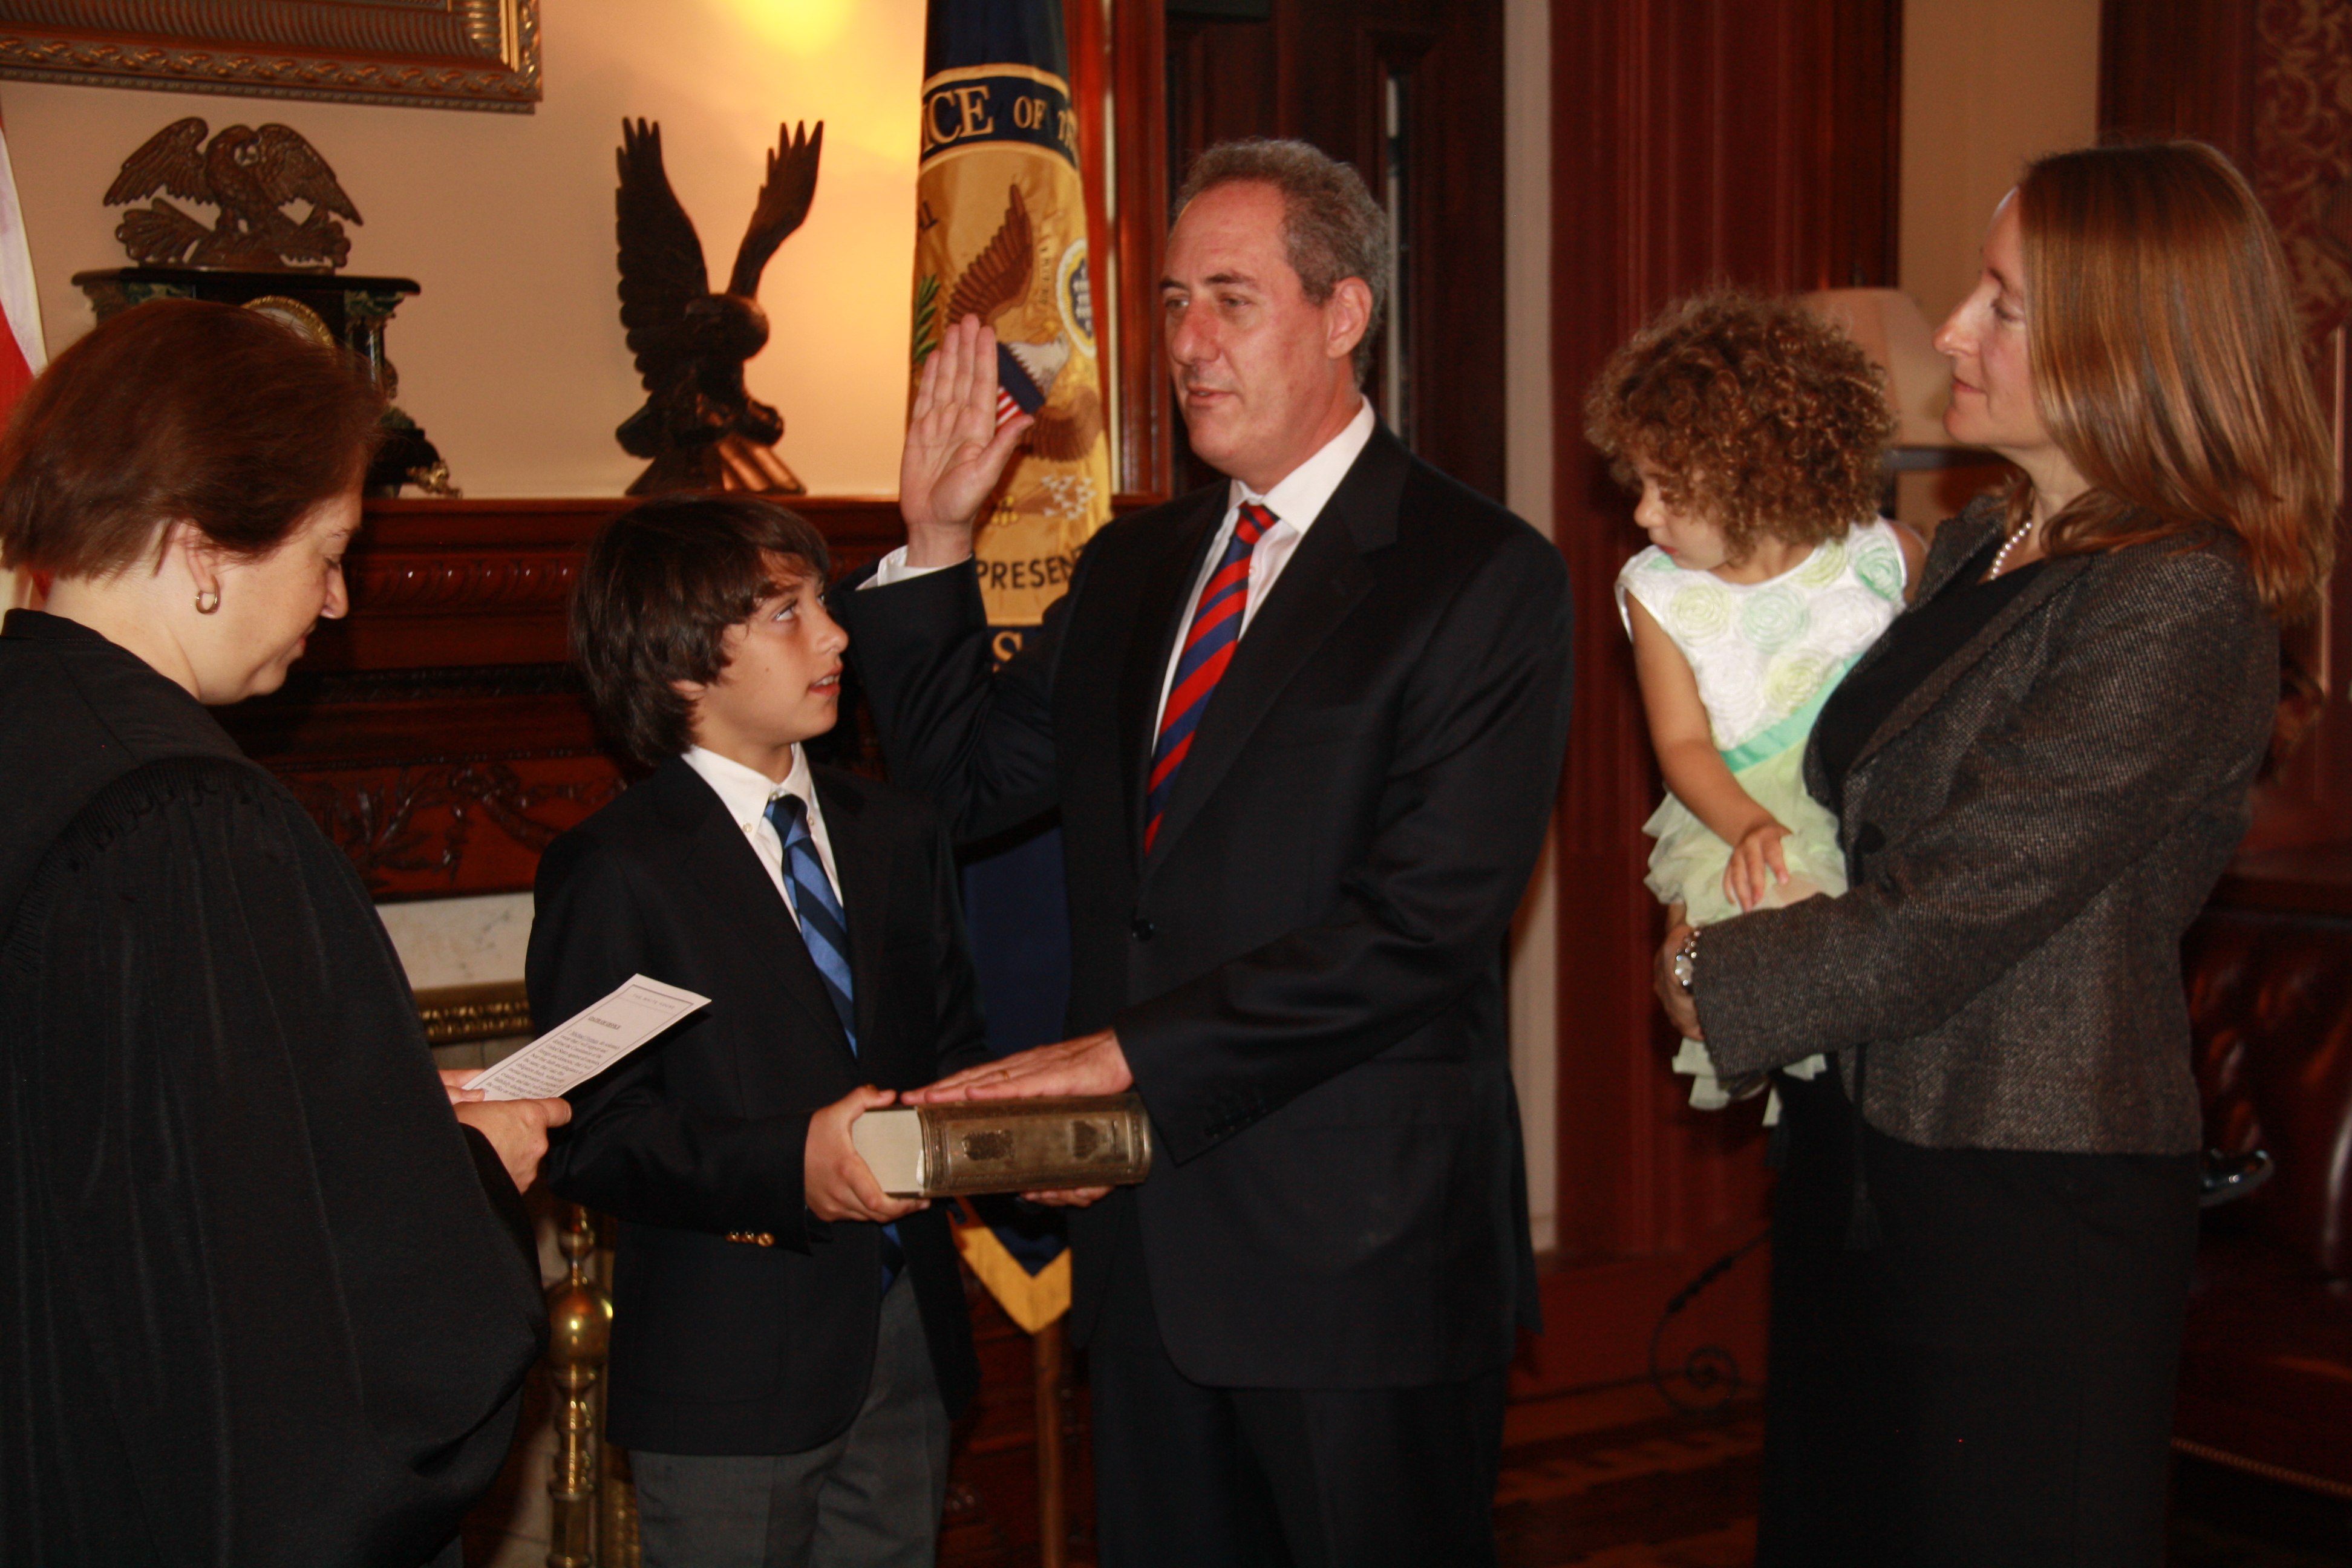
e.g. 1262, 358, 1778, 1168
1531, 0, 1902, 1397
1164, 0, 1508, 500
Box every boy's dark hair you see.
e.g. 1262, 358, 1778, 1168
572, 493, 831, 763
1584, 289, 1896, 561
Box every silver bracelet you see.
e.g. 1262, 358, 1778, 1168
1671, 925, 1703, 994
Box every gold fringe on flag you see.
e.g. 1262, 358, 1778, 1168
954, 1218, 1073, 1332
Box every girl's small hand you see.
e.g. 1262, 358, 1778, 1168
1724, 821, 1791, 911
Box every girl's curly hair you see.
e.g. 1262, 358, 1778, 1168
1585, 290, 1896, 561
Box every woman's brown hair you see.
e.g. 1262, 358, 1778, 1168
2016, 142, 2337, 619
0, 298, 385, 580
1584, 290, 1896, 561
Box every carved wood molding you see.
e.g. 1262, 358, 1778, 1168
289, 497, 909, 673
217, 497, 900, 897
216, 495, 1149, 899
284, 758, 623, 900
0, 0, 541, 112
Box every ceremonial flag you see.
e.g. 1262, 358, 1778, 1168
912, 0, 1112, 630
912, 0, 1114, 1327
0, 111, 46, 612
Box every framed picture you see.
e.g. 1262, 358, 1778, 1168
0, 1, 540, 113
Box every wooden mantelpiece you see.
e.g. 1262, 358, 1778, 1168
306, 497, 911, 673
217, 495, 911, 901
221, 493, 1163, 901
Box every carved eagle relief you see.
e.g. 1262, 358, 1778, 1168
614, 117, 822, 495
941, 182, 1105, 463
105, 117, 359, 271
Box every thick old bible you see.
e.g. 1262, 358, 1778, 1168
851, 1094, 1154, 1197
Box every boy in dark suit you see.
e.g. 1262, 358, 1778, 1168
529, 495, 985, 1568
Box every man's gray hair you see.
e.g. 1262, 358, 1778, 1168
1174, 139, 1390, 383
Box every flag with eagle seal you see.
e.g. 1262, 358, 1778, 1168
909, 0, 1102, 1334
912, 0, 1111, 633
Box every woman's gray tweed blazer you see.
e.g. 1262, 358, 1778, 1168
1695, 495, 2277, 1155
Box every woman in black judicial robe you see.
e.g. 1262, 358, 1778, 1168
0, 301, 571, 1567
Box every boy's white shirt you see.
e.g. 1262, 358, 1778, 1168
681, 742, 843, 926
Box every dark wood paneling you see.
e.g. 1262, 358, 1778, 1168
2096, 4, 2352, 875
1164, 0, 1508, 501
939, 1290, 1096, 1567
2098, 0, 2258, 166
1070, 0, 1175, 498
1829, 0, 1903, 285
1537, 0, 1900, 1395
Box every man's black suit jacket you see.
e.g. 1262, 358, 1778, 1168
529, 756, 985, 1454
838, 426, 1574, 1389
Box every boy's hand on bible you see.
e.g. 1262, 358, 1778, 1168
807, 1085, 927, 1224
1723, 822, 1791, 912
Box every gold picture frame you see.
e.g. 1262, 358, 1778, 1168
0, 1, 540, 113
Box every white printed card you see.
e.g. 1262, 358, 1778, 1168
461, 974, 711, 1102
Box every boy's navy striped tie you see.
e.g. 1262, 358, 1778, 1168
768, 794, 856, 1051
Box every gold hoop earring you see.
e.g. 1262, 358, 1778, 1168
195, 589, 221, 615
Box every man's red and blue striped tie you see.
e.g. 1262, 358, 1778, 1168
1146, 501, 1273, 852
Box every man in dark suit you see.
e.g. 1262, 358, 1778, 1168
836, 140, 1573, 1567
528, 495, 985, 1568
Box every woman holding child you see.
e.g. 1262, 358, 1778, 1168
1648, 142, 2336, 1564
0, 300, 566, 1567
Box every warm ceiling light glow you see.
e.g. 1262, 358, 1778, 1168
731, 0, 856, 54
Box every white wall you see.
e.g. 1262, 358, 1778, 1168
1900, 0, 2101, 325
1896, 0, 2099, 525
0, 0, 926, 497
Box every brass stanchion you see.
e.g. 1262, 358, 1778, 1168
598, 1434, 639, 1568
547, 1204, 614, 1568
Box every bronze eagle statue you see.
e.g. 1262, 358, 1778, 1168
615, 117, 822, 495
105, 117, 359, 271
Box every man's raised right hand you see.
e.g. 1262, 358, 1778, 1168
898, 314, 1033, 566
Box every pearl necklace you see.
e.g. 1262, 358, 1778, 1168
1986, 517, 2038, 580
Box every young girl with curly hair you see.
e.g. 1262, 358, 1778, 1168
1588, 290, 1922, 1105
